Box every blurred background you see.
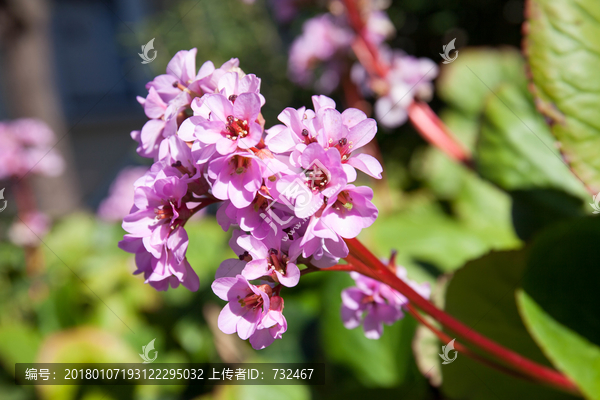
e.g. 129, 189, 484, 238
5, 0, 587, 399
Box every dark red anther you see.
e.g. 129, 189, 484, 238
269, 248, 278, 256
238, 251, 250, 260
171, 161, 182, 168
301, 129, 309, 136
339, 137, 348, 146
227, 115, 235, 123
228, 94, 238, 102
172, 81, 178, 88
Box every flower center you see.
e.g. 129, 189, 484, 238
237, 284, 272, 310
267, 248, 289, 276
225, 115, 249, 141
333, 137, 354, 160
155, 202, 174, 220
333, 191, 353, 213
305, 166, 329, 191
230, 155, 251, 174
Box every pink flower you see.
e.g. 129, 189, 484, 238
365, 11, 395, 46
208, 152, 264, 208
118, 166, 199, 291
238, 233, 301, 287
353, 50, 438, 128
0, 119, 64, 179
266, 96, 382, 180
288, 14, 354, 92
178, 93, 263, 162
216, 194, 291, 240
268, 0, 298, 23
273, 142, 347, 219
8, 211, 51, 247
320, 184, 378, 239
341, 268, 430, 339
119, 236, 199, 291
212, 275, 272, 340
249, 295, 287, 349
98, 166, 149, 222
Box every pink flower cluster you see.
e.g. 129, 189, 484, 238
287, 5, 394, 93
341, 267, 430, 339
120, 49, 383, 348
353, 49, 438, 128
0, 118, 64, 180
287, 2, 437, 128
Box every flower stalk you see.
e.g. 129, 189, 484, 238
344, 237, 579, 395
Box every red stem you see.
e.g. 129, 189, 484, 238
407, 102, 472, 166
344, 237, 579, 394
406, 304, 547, 386
343, 0, 472, 167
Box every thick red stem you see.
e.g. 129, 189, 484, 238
408, 102, 472, 166
344, 237, 579, 395
343, 0, 473, 167
406, 304, 549, 386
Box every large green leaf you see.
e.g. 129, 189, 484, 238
364, 195, 518, 274
522, 217, 600, 348
516, 217, 600, 399
441, 250, 578, 400
477, 83, 586, 197
437, 47, 527, 117
517, 292, 600, 400
525, 0, 600, 191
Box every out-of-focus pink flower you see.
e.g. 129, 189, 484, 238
268, 0, 299, 23
98, 166, 149, 222
341, 268, 430, 339
365, 11, 395, 46
0, 119, 64, 180
8, 211, 50, 247
288, 14, 354, 93
353, 50, 438, 128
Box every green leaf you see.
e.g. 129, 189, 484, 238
364, 195, 518, 273
526, 0, 600, 191
522, 217, 600, 348
437, 47, 527, 117
441, 250, 578, 400
0, 324, 41, 372
477, 83, 586, 197
517, 292, 600, 400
